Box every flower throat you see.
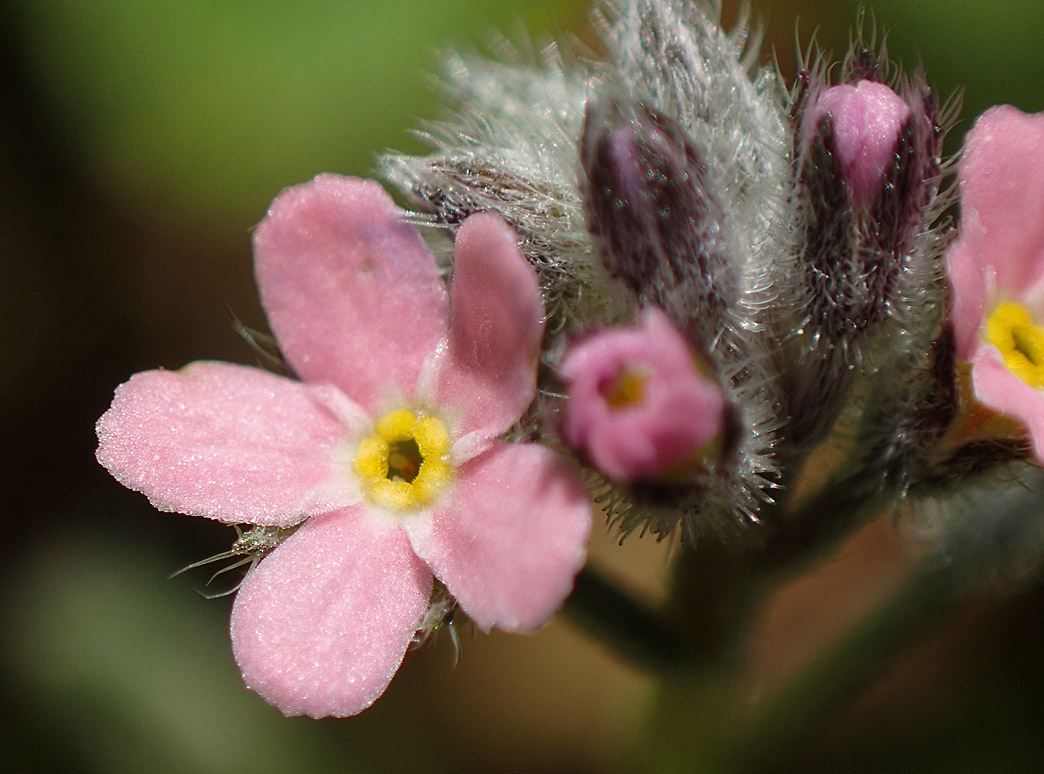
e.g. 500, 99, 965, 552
987, 301, 1044, 388
354, 409, 452, 511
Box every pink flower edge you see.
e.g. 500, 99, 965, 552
95, 361, 360, 526
405, 442, 592, 633
437, 212, 545, 440
253, 174, 448, 413
951, 106, 1044, 307
231, 510, 433, 718
970, 349, 1044, 462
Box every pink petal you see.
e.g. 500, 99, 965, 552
95, 362, 357, 526
945, 213, 988, 359
406, 442, 591, 632
254, 175, 448, 410
437, 213, 544, 439
971, 346, 1044, 463
959, 106, 1044, 298
231, 508, 432, 718
810, 81, 910, 204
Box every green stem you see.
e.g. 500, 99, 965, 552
564, 467, 898, 673
756, 465, 897, 576
626, 468, 913, 772
725, 563, 959, 772
563, 564, 699, 671
633, 562, 961, 774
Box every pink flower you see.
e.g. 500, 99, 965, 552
805, 80, 911, 204
945, 106, 1044, 462
96, 175, 591, 717
559, 308, 727, 482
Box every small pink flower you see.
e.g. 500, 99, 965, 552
559, 308, 727, 482
945, 106, 1044, 462
96, 175, 591, 717
805, 80, 911, 204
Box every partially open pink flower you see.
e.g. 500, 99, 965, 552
945, 106, 1044, 462
96, 175, 591, 718
559, 307, 727, 482
805, 80, 911, 205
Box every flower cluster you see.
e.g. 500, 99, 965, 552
97, 0, 1044, 720
386, 0, 953, 533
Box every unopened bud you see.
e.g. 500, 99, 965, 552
560, 307, 728, 483
793, 65, 941, 340
785, 60, 943, 446
581, 96, 738, 343
804, 80, 910, 206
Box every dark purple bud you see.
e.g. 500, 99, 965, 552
581, 96, 738, 342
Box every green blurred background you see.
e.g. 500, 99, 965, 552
4, 1, 1044, 771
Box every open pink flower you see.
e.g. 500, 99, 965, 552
96, 175, 591, 717
945, 106, 1044, 462
559, 308, 727, 482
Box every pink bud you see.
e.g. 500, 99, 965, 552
808, 80, 911, 204
560, 308, 728, 482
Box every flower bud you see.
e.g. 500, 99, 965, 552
581, 96, 739, 345
785, 58, 944, 447
793, 65, 941, 340
804, 80, 911, 206
559, 307, 728, 483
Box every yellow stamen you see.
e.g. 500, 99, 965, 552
986, 301, 1044, 388
354, 409, 453, 512
601, 367, 649, 409
354, 436, 389, 479
375, 408, 417, 441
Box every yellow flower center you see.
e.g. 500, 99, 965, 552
601, 366, 649, 409
986, 301, 1044, 388
354, 409, 453, 512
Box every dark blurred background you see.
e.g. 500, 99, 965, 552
3, 1, 1044, 771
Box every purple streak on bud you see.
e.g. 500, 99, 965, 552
560, 308, 728, 483
581, 96, 738, 340
793, 83, 855, 342
806, 81, 910, 206
872, 82, 942, 257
